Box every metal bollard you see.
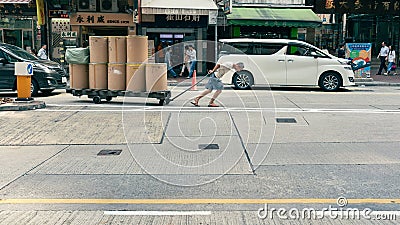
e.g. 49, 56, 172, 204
15, 62, 34, 101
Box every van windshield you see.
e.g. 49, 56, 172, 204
1, 44, 38, 60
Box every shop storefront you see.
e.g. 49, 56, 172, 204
0, 0, 37, 51
312, 0, 400, 55
347, 15, 400, 56
139, 0, 218, 74
70, 12, 136, 47
225, 7, 322, 43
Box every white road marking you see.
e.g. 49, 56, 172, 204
40, 105, 400, 114
103, 211, 212, 216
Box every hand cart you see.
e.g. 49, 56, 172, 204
66, 88, 171, 106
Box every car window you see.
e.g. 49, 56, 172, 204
311, 48, 329, 58
220, 42, 252, 55
1, 44, 38, 60
287, 45, 312, 56
2, 51, 18, 63
253, 43, 285, 55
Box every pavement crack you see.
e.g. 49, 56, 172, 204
284, 96, 303, 110
159, 112, 172, 144
0, 145, 70, 191
228, 112, 256, 175
369, 105, 383, 110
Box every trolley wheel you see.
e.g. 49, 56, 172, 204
106, 96, 112, 102
93, 96, 102, 104
158, 99, 165, 106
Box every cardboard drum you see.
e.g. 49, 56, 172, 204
108, 36, 126, 63
89, 36, 108, 63
69, 64, 89, 89
108, 63, 126, 91
89, 63, 107, 89
126, 35, 148, 63
145, 63, 167, 92
126, 63, 146, 92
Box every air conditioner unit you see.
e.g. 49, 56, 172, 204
100, 0, 119, 12
78, 0, 96, 12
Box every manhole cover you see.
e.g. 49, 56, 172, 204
199, 144, 219, 150
276, 118, 297, 123
97, 149, 122, 156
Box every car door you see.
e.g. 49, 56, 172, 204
285, 44, 318, 85
249, 43, 287, 85
0, 50, 16, 89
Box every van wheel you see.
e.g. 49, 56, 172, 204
319, 72, 342, 92
233, 71, 253, 90
31, 79, 39, 96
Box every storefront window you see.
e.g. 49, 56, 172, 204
4, 30, 22, 47
23, 30, 33, 50
0, 17, 33, 48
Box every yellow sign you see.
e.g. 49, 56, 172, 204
70, 13, 135, 26
36, 0, 45, 25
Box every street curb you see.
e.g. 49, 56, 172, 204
0, 101, 46, 111
354, 78, 373, 82
355, 82, 400, 86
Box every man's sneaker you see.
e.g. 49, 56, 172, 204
384, 72, 388, 75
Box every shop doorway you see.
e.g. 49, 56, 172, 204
81, 27, 128, 47
147, 32, 193, 72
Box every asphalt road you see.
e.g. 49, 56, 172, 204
0, 85, 399, 224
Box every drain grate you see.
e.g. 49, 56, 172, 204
97, 149, 122, 156
276, 118, 297, 123
199, 144, 219, 150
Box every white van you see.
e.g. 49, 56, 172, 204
217, 39, 355, 91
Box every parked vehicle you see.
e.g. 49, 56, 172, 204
218, 39, 355, 91
0, 43, 67, 96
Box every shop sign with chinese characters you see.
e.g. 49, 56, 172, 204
314, 0, 400, 14
70, 13, 135, 26
141, 14, 208, 28
165, 14, 201, 22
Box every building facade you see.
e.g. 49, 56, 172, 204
0, 0, 37, 52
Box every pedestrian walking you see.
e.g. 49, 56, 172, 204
190, 61, 244, 107
179, 45, 190, 77
37, 44, 48, 60
384, 45, 396, 75
165, 47, 177, 78
186, 45, 197, 79
376, 41, 389, 75
338, 44, 345, 59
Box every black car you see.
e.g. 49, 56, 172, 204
0, 43, 67, 96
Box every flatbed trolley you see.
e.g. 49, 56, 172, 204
66, 89, 171, 106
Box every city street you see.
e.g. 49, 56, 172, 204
0, 85, 400, 224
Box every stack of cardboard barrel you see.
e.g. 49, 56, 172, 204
69, 35, 167, 92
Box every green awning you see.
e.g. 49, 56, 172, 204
227, 8, 322, 28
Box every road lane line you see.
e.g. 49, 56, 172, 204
1, 199, 399, 204
37, 108, 400, 114
104, 211, 212, 216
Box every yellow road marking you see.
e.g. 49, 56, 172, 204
0, 199, 399, 204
